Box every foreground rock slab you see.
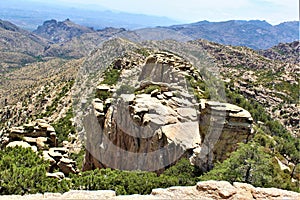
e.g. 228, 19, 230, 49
0, 181, 298, 200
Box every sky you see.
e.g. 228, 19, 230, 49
27, 0, 300, 24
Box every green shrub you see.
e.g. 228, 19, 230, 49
0, 146, 69, 195
116, 84, 136, 95
163, 158, 201, 186
185, 75, 210, 100
143, 85, 161, 94
69, 158, 198, 195
135, 48, 150, 57
225, 86, 300, 164
70, 149, 85, 171
199, 142, 299, 191
70, 168, 159, 195
101, 68, 121, 86
52, 108, 76, 145
95, 90, 111, 101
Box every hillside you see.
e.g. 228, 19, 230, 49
260, 41, 300, 64
1, 19, 298, 69
188, 39, 299, 136
0, 20, 48, 73
35, 19, 300, 59
0, 20, 125, 71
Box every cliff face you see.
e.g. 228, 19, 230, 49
192, 100, 253, 171
83, 51, 253, 172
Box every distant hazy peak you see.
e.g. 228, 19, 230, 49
34, 19, 95, 43
165, 20, 299, 49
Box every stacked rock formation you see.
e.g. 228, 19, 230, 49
83, 52, 254, 172
1, 119, 78, 179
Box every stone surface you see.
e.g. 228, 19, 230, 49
61, 190, 116, 199
6, 141, 37, 152
93, 98, 104, 112
196, 180, 237, 199
193, 100, 253, 171
1, 181, 298, 200
161, 122, 200, 149
97, 85, 111, 91
46, 172, 65, 179
57, 157, 77, 175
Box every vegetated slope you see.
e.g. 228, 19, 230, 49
165, 20, 299, 49
190, 39, 299, 136
33, 19, 95, 43
0, 58, 82, 127
187, 40, 299, 192
0, 19, 48, 72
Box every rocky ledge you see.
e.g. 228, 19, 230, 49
0, 181, 298, 200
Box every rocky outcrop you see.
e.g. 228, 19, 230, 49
2, 119, 57, 149
150, 181, 299, 200
192, 100, 253, 171
83, 52, 253, 172
84, 72, 201, 171
0, 181, 298, 200
1, 119, 79, 178
44, 147, 79, 176
260, 41, 300, 64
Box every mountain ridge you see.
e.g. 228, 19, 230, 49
164, 20, 299, 49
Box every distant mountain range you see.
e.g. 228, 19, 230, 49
0, 0, 179, 30
0, 18, 299, 73
164, 20, 299, 49
32, 19, 298, 50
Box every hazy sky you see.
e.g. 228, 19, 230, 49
32, 0, 299, 24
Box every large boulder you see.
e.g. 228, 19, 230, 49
6, 141, 37, 152
192, 100, 253, 171
7, 120, 58, 150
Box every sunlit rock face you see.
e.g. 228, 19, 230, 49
83, 51, 253, 173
